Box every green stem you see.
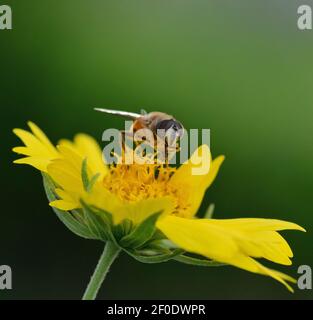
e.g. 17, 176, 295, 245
82, 241, 121, 300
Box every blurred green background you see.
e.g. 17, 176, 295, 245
1, 0, 313, 299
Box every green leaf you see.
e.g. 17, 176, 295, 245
173, 254, 226, 267
42, 174, 96, 239
119, 211, 162, 249
125, 248, 184, 264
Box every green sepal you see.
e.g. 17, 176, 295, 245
81, 158, 100, 193
71, 208, 86, 225
125, 248, 184, 264
142, 239, 178, 252
42, 173, 97, 240
119, 211, 162, 249
173, 254, 225, 267
204, 203, 215, 219
81, 201, 116, 243
88, 173, 100, 192
81, 158, 89, 191
112, 219, 134, 242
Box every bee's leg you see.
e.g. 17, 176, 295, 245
119, 130, 136, 144
165, 142, 180, 165
119, 130, 135, 163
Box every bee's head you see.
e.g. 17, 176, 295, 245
156, 119, 184, 143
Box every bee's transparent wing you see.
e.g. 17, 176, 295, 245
94, 108, 141, 120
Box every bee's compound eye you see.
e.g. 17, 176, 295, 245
156, 119, 183, 132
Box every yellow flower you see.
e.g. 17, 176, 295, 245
13, 122, 305, 292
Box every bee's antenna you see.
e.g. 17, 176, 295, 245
94, 108, 141, 119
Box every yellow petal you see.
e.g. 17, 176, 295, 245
227, 254, 295, 292
210, 218, 306, 232
157, 215, 301, 291
234, 231, 292, 265
13, 128, 44, 149
13, 157, 52, 172
47, 159, 84, 193
57, 143, 84, 172
55, 188, 79, 204
12, 146, 34, 156
49, 200, 79, 211
157, 215, 238, 260
84, 183, 174, 225
46, 136, 108, 213
13, 123, 59, 172
27, 121, 58, 155
74, 134, 108, 178
170, 145, 225, 217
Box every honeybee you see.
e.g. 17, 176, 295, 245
94, 108, 184, 162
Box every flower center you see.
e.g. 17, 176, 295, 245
102, 163, 191, 217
